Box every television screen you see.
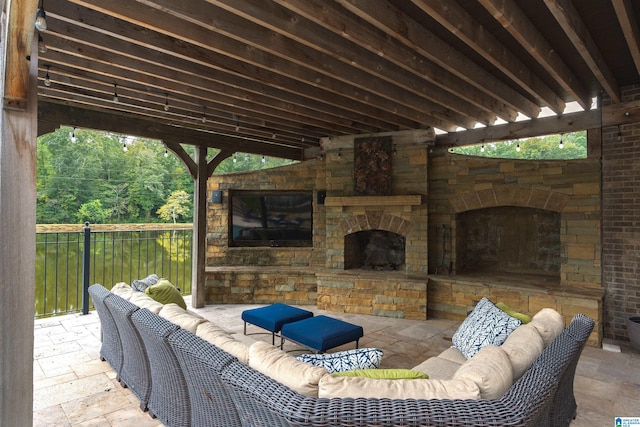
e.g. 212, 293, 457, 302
229, 190, 313, 247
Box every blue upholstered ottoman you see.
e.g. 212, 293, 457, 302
280, 315, 363, 353
242, 303, 313, 345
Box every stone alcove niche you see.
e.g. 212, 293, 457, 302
456, 206, 561, 277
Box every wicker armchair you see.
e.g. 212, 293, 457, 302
131, 308, 189, 426
88, 284, 123, 380
168, 328, 243, 427
218, 314, 594, 427
104, 294, 152, 411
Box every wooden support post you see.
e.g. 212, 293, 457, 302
1, 8, 38, 425
191, 145, 208, 308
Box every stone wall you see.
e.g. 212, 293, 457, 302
205, 160, 324, 303
427, 151, 603, 343
602, 84, 640, 341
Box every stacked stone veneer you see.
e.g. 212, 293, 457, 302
602, 84, 640, 341
317, 131, 431, 319
427, 152, 603, 344
205, 160, 324, 305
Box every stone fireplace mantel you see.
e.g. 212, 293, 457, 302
324, 195, 422, 207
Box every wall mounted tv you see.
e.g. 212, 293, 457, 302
229, 190, 313, 247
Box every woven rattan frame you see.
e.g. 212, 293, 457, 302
88, 284, 123, 379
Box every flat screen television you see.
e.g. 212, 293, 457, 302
229, 190, 313, 247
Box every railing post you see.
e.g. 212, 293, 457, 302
82, 222, 91, 315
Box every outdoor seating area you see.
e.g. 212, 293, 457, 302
36, 285, 640, 425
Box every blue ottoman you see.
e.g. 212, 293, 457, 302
242, 303, 313, 345
280, 315, 363, 353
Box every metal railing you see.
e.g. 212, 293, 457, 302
35, 224, 192, 318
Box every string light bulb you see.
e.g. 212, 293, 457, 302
122, 142, 128, 152
559, 134, 564, 149
261, 155, 266, 164
233, 153, 237, 163
113, 83, 118, 103
516, 143, 521, 152
35, 0, 47, 31
480, 144, 485, 152
70, 128, 77, 143
164, 149, 169, 158
44, 65, 51, 87
164, 93, 170, 112
202, 106, 207, 124
38, 33, 47, 54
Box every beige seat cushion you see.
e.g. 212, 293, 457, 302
530, 308, 565, 347
412, 356, 463, 380
438, 346, 467, 364
159, 303, 206, 333
129, 292, 163, 313
501, 323, 544, 379
110, 282, 134, 300
197, 322, 250, 364
318, 375, 481, 400
249, 341, 328, 397
453, 345, 513, 399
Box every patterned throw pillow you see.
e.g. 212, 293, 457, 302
131, 273, 159, 292
296, 348, 384, 373
452, 297, 522, 359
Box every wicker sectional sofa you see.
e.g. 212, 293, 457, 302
89, 283, 594, 427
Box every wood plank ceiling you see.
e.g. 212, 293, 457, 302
36, 0, 640, 160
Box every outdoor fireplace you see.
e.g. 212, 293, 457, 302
344, 230, 406, 270
455, 206, 561, 277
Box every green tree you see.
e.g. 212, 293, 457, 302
77, 199, 110, 224
157, 190, 192, 223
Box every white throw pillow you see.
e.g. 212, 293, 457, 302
453, 345, 513, 399
501, 323, 544, 379
110, 282, 134, 300
318, 375, 481, 400
530, 308, 565, 347
249, 341, 328, 397
452, 297, 522, 359
295, 348, 383, 373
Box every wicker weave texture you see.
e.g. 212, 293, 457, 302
131, 308, 190, 427
168, 328, 242, 427
104, 295, 152, 409
218, 314, 594, 427
88, 284, 123, 376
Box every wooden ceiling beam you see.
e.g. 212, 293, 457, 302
45, 0, 394, 135
612, 0, 640, 77
272, 0, 517, 123
40, 33, 367, 140
38, 100, 305, 160
337, 0, 541, 121
479, 0, 591, 110
66, 0, 458, 131
410, 0, 565, 114
207, 0, 498, 127
134, 0, 470, 130
435, 100, 640, 148
544, 0, 621, 103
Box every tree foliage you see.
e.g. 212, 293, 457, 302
36, 127, 296, 224
450, 131, 587, 160
157, 190, 191, 223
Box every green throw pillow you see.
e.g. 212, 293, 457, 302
145, 279, 186, 309
496, 302, 532, 324
332, 369, 429, 380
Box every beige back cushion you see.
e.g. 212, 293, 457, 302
318, 375, 480, 400
110, 282, 134, 300
530, 308, 565, 347
196, 322, 250, 364
438, 347, 467, 364
412, 356, 463, 380
249, 341, 328, 397
453, 345, 513, 399
159, 303, 206, 333
501, 323, 544, 379
129, 292, 163, 313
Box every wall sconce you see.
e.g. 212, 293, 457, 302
211, 190, 222, 204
